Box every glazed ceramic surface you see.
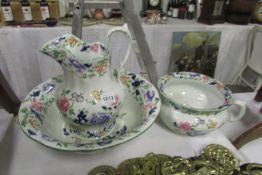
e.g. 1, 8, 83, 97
40, 25, 132, 139
18, 71, 161, 151
158, 72, 246, 136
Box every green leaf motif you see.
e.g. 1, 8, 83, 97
69, 108, 75, 116
81, 74, 87, 79
87, 73, 96, 79
21, 108, 29, 114
57, 142, 62, 147
113, 69, 118, 78
62, 143, 68, 147
52, 77, 63, 83
21, 119, 27, 127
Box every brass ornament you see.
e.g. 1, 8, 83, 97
88, 165, 116, 175
253, 2, 262, 23
88, 144, 262, 175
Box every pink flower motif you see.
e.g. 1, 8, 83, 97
179, 122, 191, 131
144, 103, 153, 112
115, 95, 120, 103
31, 99, 42, 112
58, 97, 69, 112
202, 76, 209, 82
111, 95, 120, 107
90, 43, 99, 53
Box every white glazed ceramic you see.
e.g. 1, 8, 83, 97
158, 72, 246, 136
18, 71, 161, 151
40, 24, 132, 140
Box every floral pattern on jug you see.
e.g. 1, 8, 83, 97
41, 35, 110, 79
56, 88, 121, 126
39, 24, 133, 140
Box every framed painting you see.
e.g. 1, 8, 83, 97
169, 31, 221, 77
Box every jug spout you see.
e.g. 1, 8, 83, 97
40, 34, 83, 65
40, 34, 111, 79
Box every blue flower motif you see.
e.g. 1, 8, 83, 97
68, 58, 86, 73
80, 45, 90, 52
74, 111, 88, 125
63, 128, 70, 136
42, 133, 56, 142
90, 113, 110, 125
145, 90, 155, 102
159, 83, 164, 92
42, 83, 55, 94
132, 80, 144, 88
189, 72, 200, 78
209, 81, 217, 85
196, 117, 205, 125
115, 126, 127, 135
84, 63, 92, 68
223, 89, 231, 98
100, 45, 106, 51
174, 122, 178, 127
135, 90, 140, 96
86, 131, 97, 138
58, 60, 63, 64
97, 139, 113, 146
129, 73, 136, 80
30, 109, 43, 124
51, 36, 66, 46
130, 72, 144, 88
28, 129, 36, 136
30, 90, 40, 97
149, 107, 157, 115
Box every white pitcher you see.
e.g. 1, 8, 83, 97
40, 24, 132, 140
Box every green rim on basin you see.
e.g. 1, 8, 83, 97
18, 71, 161, 151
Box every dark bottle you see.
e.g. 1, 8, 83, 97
140, 0, 147, 17
254, 85, 262, 114
172, 0, 179, 18
166, 0, 172, 17
167, 0, 174, 17
187, 0, 196, 19
1, 0, 14, 24
255, 86, 262, 102
178, 0, 187, 19
40, 0, 50, 20
21, 0, 33, 22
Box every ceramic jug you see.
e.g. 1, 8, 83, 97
40, 24, 132, 140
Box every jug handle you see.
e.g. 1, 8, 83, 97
106, 24, 132, 83
228, 99, 246, 121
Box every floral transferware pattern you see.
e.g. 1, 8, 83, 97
158, 72, 233, 115
159, 72, 245, 136
63, 121, 117, 139
40, 34, 109, 80
40, 33, 129, 139
57, 88, 121, 127
173, 117, 222, 136
119, 71, 159, 121
18, 71, 161, 151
